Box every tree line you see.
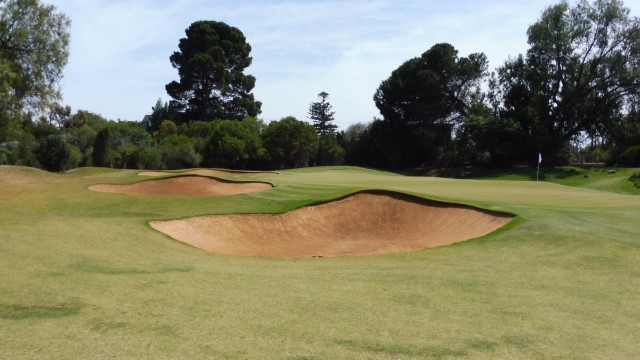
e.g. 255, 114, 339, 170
1, 0, 639, 173
0, 97, 342, 172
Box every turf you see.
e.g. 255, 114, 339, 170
425, 165, 640, 195
1, 165, 640, 359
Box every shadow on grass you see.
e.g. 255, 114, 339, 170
335, 339, 467, 359
69, 261, 193, 275
407, 165, 595, 181
0, 303, 81, 320
335, 333, 534, 359
88, 318, 129, 333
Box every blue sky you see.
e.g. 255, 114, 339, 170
48, 0, 640, 129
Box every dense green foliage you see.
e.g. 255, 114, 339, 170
316, 132, 345, 166
263, 116, 318, 169
0, 0, 69, 116
2, 1, 639, 173
483, 0, 640, 165
374, 43, 487, 128
333, 0, 640, 170
0, 106, 335, 171
0, 0, 70, 166
610, 104, 640, 166
91, 127, 110, 167
371, 43, 487, 169
34, 133, 69, 172
630, 170, 640, 188
165, 21, 261, 122
203, 117, 267, 169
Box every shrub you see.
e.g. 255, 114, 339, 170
629, 171, 640, 188
203, 118, 268, 169
263, 116, 318, 169
619, 145, 640, 166
35, 134, 71, 172
92, 128, 111, 167
160, 135, 201, 170
315, 132, 344, 166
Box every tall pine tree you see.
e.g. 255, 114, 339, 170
308, 92, 337, 134
165, 21, 261, 122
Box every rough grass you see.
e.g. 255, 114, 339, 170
1, 165, 640, 359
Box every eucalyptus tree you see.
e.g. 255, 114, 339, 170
494, 0, 640, 163
0, 0, 70, 120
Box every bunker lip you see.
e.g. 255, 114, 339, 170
138, 169, 277, 177
88, 175, 273, 196
150, 190, 514, 257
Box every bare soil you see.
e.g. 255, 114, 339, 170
150, 191, 513, 257
89, 176, 273, 196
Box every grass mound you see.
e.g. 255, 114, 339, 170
89, 175, 273, 196
0, 165, 56, 184
138, 168, 277, 177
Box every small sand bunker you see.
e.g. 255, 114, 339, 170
89, 176, 272, 196
138, 169, 277, 177
151, 191, 513, 257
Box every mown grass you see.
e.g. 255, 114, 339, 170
1, 165, 640, 359
425, 165, 640, 195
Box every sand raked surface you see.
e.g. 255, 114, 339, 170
151, 191, 513, 257
89, 175, 272, 196
138, 169, 277, 177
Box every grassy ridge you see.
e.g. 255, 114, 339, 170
1, 166, 639, 359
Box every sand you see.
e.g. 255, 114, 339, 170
89, 176, 272, 196
150, 191, 513, 257
138, 169, 277, 177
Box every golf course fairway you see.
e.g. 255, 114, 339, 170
1, 165, 639, 359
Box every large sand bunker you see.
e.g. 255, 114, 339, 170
138, 169, 277, 177
151, 191, 513, 257
89, 176, 272, 196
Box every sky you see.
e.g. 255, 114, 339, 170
47, 0, 640, 130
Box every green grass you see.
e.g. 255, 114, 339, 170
426, 165, 640, 195
1, 165, 640, 359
